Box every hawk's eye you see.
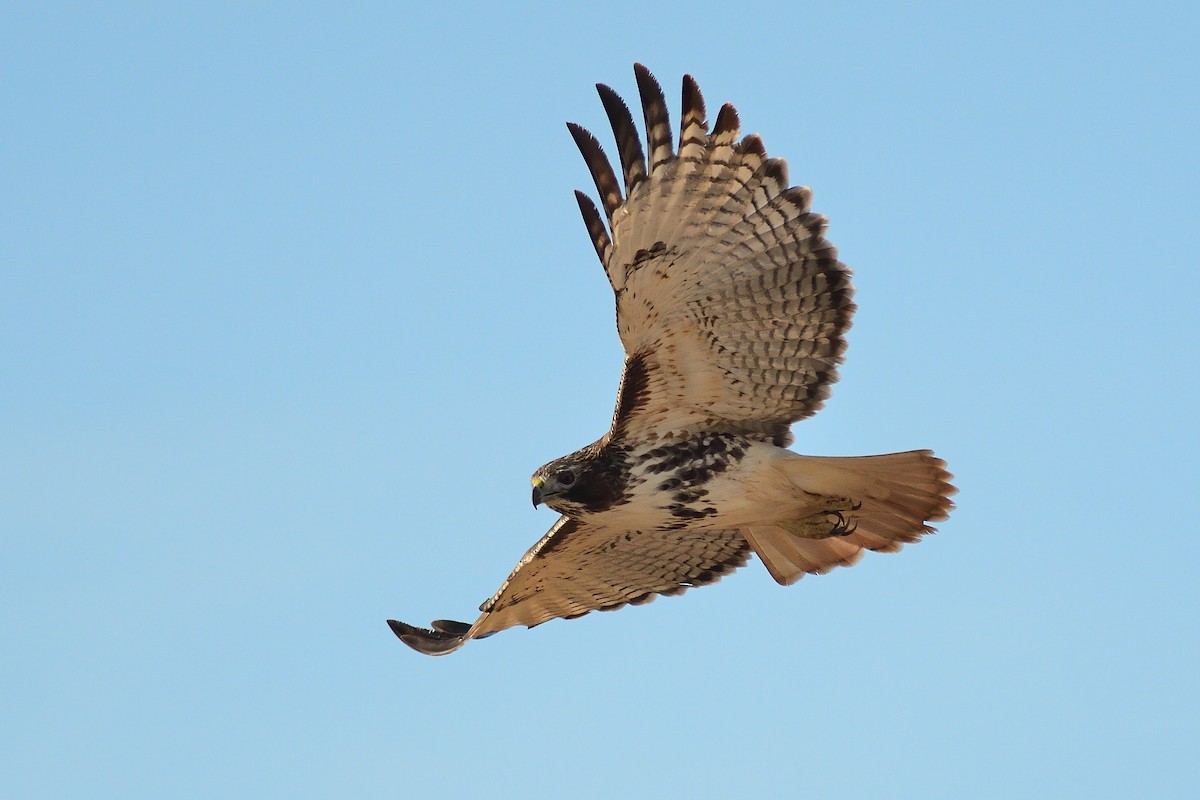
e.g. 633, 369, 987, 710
558, 470, 575, 486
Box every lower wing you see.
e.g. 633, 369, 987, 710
388, 515, 750, 655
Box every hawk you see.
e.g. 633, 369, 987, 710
388, 64, 954, 655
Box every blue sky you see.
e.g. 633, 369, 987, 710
3, 2, 1198, 797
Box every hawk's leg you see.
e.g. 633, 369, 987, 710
778, 497, 862, 539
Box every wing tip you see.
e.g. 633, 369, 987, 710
387, 618, 471, 656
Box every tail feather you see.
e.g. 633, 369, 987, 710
742, 526, 863, 585
744, 450, 955, 585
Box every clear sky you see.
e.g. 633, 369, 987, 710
3, 2, 1198, 798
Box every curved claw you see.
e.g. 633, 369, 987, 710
387, 618, 472, 656
827, 511, 858, 537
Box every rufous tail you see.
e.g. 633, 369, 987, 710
742, 450, 955, 585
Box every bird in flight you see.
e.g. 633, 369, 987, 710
389, 64, 954, 655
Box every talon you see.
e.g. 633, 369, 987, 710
825, 510, 857, 537
779, 506, 861, 539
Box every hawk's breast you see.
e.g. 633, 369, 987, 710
594, 432, 784, 531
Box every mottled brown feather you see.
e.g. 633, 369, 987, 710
572, 66, 857, 444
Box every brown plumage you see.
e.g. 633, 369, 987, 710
388, 64, 955, 655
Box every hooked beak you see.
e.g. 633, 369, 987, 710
532, 480, 544, 508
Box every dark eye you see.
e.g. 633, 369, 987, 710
557, 469, 575, 486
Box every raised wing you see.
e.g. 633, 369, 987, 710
572, 65, 856, 446
387, 515, 750, 655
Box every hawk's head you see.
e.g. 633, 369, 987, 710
531, 444, 629, 516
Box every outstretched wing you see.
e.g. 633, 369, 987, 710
388, 515, 750, 655
572, 64, 855, 446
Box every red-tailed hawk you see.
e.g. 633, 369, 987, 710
389, 64, 955, 655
